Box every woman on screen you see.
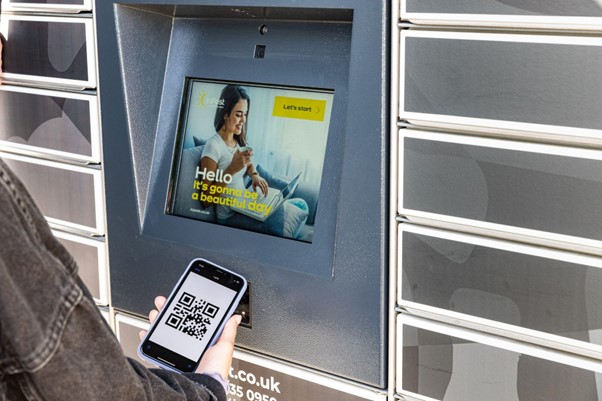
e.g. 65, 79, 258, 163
198, 84, 308, 239
199, 85, 268, 219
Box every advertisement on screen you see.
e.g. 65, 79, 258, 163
168, 79, 334, 243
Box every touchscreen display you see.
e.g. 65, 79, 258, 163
167, 79, 334, 243
148, 271, 236, 362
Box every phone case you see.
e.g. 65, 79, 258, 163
137, 258, 247, 373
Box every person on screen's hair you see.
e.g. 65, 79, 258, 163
214, 85, 251, 147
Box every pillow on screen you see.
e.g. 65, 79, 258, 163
223, 198, 308, 239
193, 136, 206, 147
284, 198, 309, 239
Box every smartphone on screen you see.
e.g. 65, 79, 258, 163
138, 258, 247, 373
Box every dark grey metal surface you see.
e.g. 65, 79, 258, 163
139, 17, 346, 277
405, 37, 602, 130
401, 229, 602, 345
118, 315, 379, 400
402, 323, 602, 400
404, 137, 602, 241
406, 0, 602, 16
97, 1, 389, 387
0, 88, 93, 157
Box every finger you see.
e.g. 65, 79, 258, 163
149, 309, 159, 323
215, 314, 242, 347
196, 315, 241, 377
139, 330, 147, 341
154, 296, 167, 311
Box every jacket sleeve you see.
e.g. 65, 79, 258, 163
128, 358, 228, 401
0, 159, 226, 401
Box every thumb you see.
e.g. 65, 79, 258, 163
216, 314, 242, 346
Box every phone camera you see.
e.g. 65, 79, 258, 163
145, 344, 151, 350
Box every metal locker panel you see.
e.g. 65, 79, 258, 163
0, 85, 100, 162
401, 0, 602, 31
400, 131, 602, 253
3, 0, 93, 12
404, 0, 602, 17
53, 230, 108, 304
400, 32, 602, 144
398, 224, 602, 355
398, 315, 602, 401
0, 15, 96, 88
0, 152, 104, 234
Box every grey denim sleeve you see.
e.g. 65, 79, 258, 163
0, 158, 226, 401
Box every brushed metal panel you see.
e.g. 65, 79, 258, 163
53, 232, 106, 303
404, 35, 602, 131
0, 155, 101, 232
0, 86, 97, 160
400, 227, 602, 346
405, 0, 602, 17
403, 136, 602, 242
1, 16, 95, 87
400, 319, 602, 401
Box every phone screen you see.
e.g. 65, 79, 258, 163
141, 261, 244, 371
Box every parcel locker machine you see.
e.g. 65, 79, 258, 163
96, 1, 389, 387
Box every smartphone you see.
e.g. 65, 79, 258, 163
138, 258, 247, 373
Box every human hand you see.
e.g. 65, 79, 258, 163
139, 295, 167, 341
251, 175, 268, 197
227, 149, 252, 175
139, 296, 241, 379
196, 313, 241, 378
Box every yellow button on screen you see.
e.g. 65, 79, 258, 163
272, 96, 327, 121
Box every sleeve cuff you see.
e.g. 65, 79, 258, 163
184, 372, 228, 400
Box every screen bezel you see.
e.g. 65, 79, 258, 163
140, 259, 245, 372
139, 30, 350, 279
165, 77, 334, 244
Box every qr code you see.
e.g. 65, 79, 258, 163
165, 292, 219, 340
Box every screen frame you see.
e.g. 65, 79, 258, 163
140, 259, 246, 373
165, 77, 335, 244
140, 37, 349, 279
